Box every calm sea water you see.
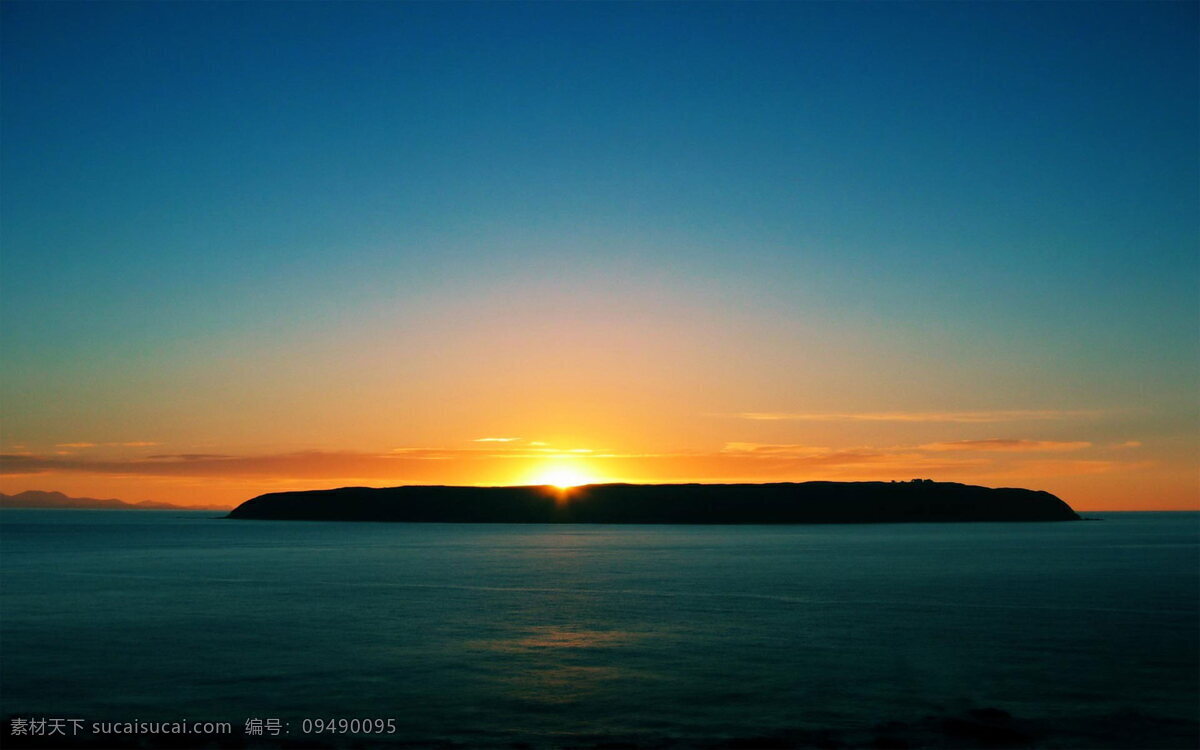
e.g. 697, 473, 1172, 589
1, 510, 1197, 748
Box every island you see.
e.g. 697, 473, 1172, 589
226, 480, 1080, 523
0, 490, 211, 511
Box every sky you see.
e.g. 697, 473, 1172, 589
1, 1, 1196, 510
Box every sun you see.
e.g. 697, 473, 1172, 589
532, 466, 596, 490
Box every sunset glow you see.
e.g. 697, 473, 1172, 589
529, 465, 598, 491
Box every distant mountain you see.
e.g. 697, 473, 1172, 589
228, 480, 1081, 524
0, 490, 207, 511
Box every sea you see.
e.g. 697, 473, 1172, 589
1, 510, 1197, 749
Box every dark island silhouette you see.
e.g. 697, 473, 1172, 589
0, 490, 213, 511
227, 480, 1080, 524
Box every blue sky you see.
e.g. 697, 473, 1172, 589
1, 2, 1196, 507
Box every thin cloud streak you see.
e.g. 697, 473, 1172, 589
721, 443, 832, 457
54, 441, 159, 449
731, 410, 1099, 423
1011, 459, 1156, 477
919, 439, 1092, 452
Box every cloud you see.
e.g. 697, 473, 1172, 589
485, 448, 599, 458
786, 450, 990, 471
721, 442, 831, 457
0, 447, 636, 481
1013, 459, 1152, 477
1, 451, 418, 479
919, 439, 1092, 452
1113, 441, 1142, 449
730, 410, 1097, 423
0, 440, 1144, 486
473, 437, 521, 442
53, 441, 158, 449
387, 448, 465, 460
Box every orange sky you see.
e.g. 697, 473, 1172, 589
3, 274, 1197, 511
1, 408, 1195, 511
2, 273, 1196, 511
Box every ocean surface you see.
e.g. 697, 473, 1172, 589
1, 510, 1197, 748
